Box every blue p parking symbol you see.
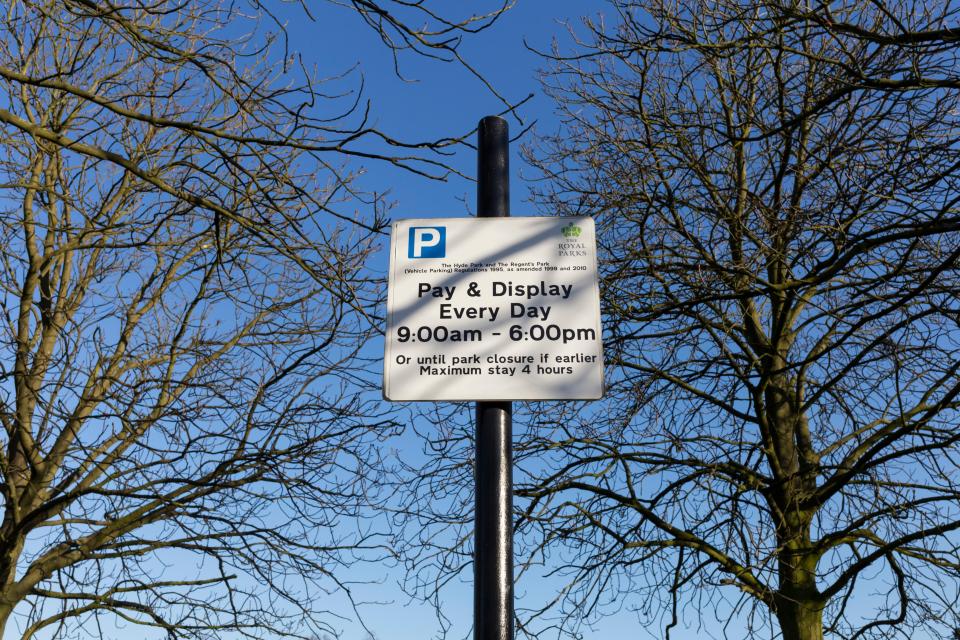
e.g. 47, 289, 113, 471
408, 227, 446, 258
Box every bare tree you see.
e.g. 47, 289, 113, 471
0, 0, 513, 638
500, 1, 960, 639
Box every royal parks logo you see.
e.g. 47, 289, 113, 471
561, 223, 582, 238
558, 222, 587, 257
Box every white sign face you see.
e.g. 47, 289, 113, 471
384, 217, 603, 401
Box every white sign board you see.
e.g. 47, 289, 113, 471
384, 217, 603, 401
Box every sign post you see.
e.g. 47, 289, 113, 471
383, 116, 603, 640
474, 116, 513, 640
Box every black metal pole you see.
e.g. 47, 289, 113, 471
474, 115, 513, 640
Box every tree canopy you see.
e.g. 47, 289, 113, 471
0, 1, 512, 638
510, 1, 960, 639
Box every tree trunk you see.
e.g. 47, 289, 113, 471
775, 549, 825, 640
0, 601, 12, 638
777, 596, 824, 640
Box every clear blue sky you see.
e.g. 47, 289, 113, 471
284, 1, 598, 221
